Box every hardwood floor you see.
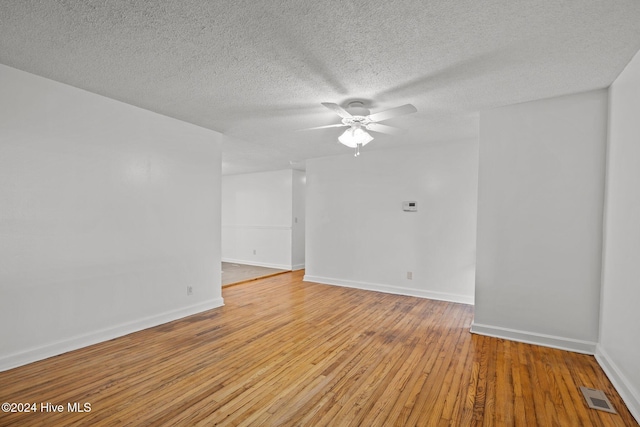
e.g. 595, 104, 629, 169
221, 262, 287, 287
0, 270, 636, 426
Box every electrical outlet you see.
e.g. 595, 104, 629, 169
187, 286, 193, 295
407, 271, 413, 280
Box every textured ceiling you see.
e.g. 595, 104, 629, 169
2, 1, 640, 174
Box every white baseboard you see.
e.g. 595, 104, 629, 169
291, 263, 305, 271
303, 275, 474, 305
0, 298, 224, 372
222, 258, 291, 271
595, 344, 640, 424
469, 322, 597, 354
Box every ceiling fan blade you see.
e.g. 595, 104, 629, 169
298, 123, 348, 131
321, 102, 353, 119
367, 104, 417, 122
365, 123, 401, 135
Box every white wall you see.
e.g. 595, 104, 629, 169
304, 141, 478, 304
0, 64, 223, 371
472, 89, 608, 353
598, 50, 640, 422
292, 170, 306, 270
222, 170, 295, 269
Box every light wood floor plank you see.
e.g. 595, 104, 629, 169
0, 270, 637, 426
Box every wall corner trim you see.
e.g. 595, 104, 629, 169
595, 344, 640, 424
469, 322, 597, 354
0, 298, 224, 372
303, 275, 474, 305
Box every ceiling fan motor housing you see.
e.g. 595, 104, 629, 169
341, 116, 371, 127
341, 102, 372, 127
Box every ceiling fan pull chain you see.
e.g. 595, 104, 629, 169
355, 143, 362, 157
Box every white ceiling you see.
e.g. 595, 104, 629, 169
2, 1, 640, 174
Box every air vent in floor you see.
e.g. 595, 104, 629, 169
579, 386, 617, 413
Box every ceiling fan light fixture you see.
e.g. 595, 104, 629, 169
338, 126, 374, 148
312, 101, 417, 154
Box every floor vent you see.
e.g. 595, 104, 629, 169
580, 386, 617, 414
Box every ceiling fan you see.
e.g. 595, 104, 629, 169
306, 101, 417, 156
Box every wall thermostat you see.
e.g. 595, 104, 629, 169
402, 201, 417, 212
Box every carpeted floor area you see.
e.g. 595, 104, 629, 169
221, 262, 288, 286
